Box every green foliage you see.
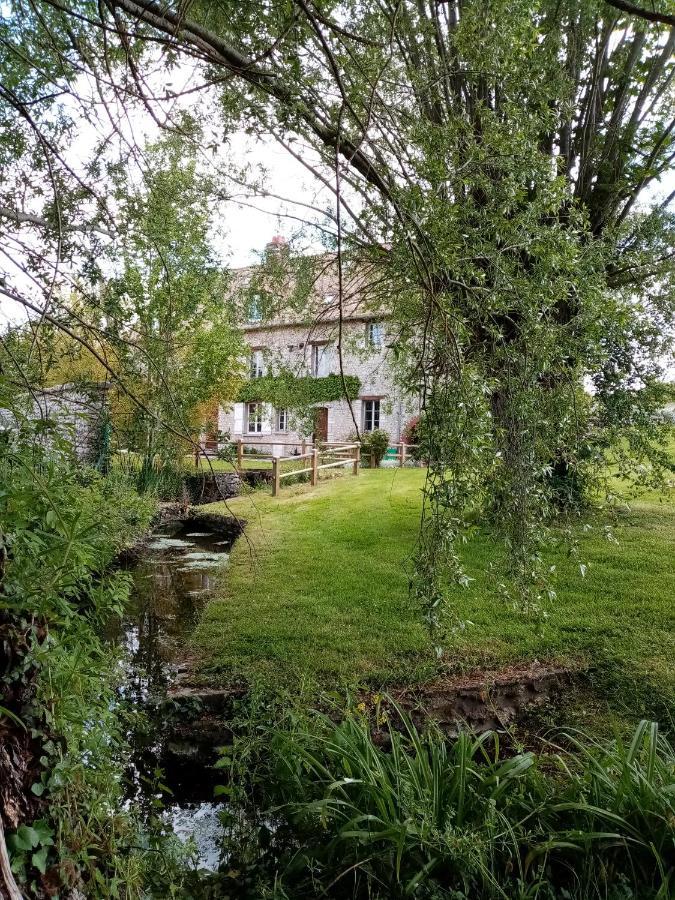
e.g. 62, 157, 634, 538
359, 429, 390, 467
218, 701, 675, 899
0, 413, 192, 896
97, 130, 243, 472
237, 373, 361, 406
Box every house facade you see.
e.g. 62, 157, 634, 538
218, 238, 418, 453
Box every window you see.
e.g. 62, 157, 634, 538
249, 350, 264, 378
366, 322, 384, 349
363, 399, 381, 432
247, 402, 263, 433
276, 407, 289, 432
311, 342, 332, 377
322, 293, 335, 305
247, 295, 262, 322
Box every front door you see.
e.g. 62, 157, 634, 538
314, 407, 328, 443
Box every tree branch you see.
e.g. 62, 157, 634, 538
0, 206, 112, 239
604, 0, 675, 27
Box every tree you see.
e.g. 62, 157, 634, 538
2, 0, 674, 620
99, 132, 242, 472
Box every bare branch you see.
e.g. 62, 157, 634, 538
604, 0, 675, 27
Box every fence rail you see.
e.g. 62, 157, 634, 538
216, 438, 422, 496
233, 438, 313, 469
385, 442, 420, 468
272, 443, 360, 496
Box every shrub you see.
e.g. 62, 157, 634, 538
218, 700, 675, 899
360, 429, 390, 467
402, 415, 427, 462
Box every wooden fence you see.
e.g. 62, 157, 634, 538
271, 443, 360, 496
233, 438, 310, 468
223, 438, 421, 497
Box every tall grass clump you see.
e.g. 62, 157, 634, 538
218, 700, 674, 899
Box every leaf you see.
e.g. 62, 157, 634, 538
31, 821, 53, 845
32, 845, 49, 875
0, 705, 25, 730
214, 784, 233, 797
14, 825, 40, 851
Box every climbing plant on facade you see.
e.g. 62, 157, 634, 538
237, 373, 360, 406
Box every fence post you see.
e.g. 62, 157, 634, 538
353, 443, 360, 476
370, 451, 376, 469
272, 456, 280, 497
311, 448, 319, 486
236, 439, 243, 469
301, 439, 307, 455
400, 442, 406, 468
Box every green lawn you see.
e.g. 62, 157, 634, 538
194, 471, 433, 685
194, 469, 674, 719
189, 455, 274, 471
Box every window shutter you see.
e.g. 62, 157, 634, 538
233, 403, 244, 435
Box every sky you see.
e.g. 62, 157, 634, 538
0, 58, 336, 328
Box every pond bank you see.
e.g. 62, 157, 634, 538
188, 469, 675, 726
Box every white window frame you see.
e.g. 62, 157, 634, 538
366, 321, 384, 349
311, 342, 331, 377
250, 349, 264, 378
275, 407, 289, 432
363, 399, 381, 432
247, 294, 263, 322
247, 402, 263, 433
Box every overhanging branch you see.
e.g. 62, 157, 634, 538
0, 205, 112, 239
604, 0, 675, 27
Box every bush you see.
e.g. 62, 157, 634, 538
360, 429, 390, 467
402, 415, 426, 462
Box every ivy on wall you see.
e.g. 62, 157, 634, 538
236, 374, 361, 407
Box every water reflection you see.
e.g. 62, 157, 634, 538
110, 519, 234, 869
116, 522, 230, 703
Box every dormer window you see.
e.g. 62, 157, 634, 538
249, 350, 264, 378
247, 294, 263, 322
366, 322, 384, 349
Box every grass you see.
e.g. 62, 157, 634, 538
194, 470, 433, 685
189, 455, 274, 471
194, 468, 674, 720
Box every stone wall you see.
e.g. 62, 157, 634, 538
0, 382, 110, 463
184, 472, 242, 504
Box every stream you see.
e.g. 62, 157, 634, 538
110, 518, 237, 870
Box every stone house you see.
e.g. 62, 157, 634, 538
218, 238, 419, 454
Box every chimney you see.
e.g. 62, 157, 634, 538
265, 234, 288, 259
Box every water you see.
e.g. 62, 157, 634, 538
111, 519, 236, 870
